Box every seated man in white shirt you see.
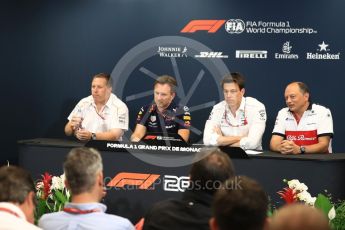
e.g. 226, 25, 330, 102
64, 73, 128, 141
203, 72, 266, 150
270, 82, 333, 154
0, 165, 41, 230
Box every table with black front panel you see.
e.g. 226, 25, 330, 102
18, 138, 345, 223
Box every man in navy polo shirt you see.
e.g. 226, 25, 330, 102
270, 82, 333, 154
131, 75, 191, 142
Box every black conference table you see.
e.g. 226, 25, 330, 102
18, 138, 345, 223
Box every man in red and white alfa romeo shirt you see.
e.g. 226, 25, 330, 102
270, 82, 333, 154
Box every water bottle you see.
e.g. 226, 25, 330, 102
74, 107, 83, 130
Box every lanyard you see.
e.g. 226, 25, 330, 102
154, 104, 174, 120
224, 99, 247, 127
94, 106, 106, 120
63, 207, 101, 215
0, 207, 21, 218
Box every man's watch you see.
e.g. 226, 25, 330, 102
91, 132, 96, 140
300, 146, 306, 154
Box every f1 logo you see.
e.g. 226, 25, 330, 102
107, 172, 160, 190
144, 135, 157, 140
181, 20, 226, 33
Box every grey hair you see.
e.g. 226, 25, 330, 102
0, 165, 35, 204
63, 147, 103, 195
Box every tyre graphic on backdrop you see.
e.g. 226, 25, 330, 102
111, 36, 230, 167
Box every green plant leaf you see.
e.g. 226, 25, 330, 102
57, 203, 63, 211
330, 201, 345, 230
37, 199, 47, 216
314, 193, 333, 216
55, 190, 67, 203
35, 198, 48, 224
45, 199, 54, 212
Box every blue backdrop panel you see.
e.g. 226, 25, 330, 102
1, 0, 344, 164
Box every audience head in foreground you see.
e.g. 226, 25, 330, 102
188, 147, 235, 194
143, 147, 235, 230
38, 147, 134, 230
270, 203, 330, 230
210, 176, 269, 230
0, 165, 40, 230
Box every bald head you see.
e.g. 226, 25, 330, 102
270, 204, 330, 230
286, 82, 310, 94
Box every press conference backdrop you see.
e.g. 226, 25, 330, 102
1, 0, 344, 164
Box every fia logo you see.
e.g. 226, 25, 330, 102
225, 19, 245, 34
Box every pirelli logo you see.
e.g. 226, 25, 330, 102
107, 172, 160, 190
181, 20, 226, 33
235, 50, 267, 59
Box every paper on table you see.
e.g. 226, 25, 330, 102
245, 150, 263, 155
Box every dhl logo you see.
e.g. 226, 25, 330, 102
181, 20, 226, 33
107, 172, 160, 190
